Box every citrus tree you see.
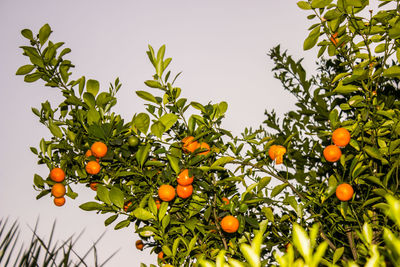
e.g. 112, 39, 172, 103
16, 0, 400, 265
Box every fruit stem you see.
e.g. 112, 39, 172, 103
212, 193, 228, 251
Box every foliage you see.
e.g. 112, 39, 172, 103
16, 0, 400, 265
0, 218, 115, 266
199, 195, 400, 266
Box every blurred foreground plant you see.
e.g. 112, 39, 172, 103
0, 218, 116, 266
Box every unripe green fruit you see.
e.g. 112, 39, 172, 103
127, 136, 139, 147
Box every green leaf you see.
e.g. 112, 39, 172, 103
240, 244, 260, 267
211, 156, 234, 168
83, 92, 96, 108
396, 48, 400, 63
21, 29, 33, 40
104, 215, 118, 226
79, 201, 103, 211
333, 84, 360, 94
136, 143, 151, 167
133, 207, 155, 221
304, 26, 320, 51
364, 146, 383, 160
271, 183, 289, 198
24, 72, 42, 83
86, 79, 100, 96
167, 154, 180, 174
48, 120, 63, 138
114, 219, 130, 230
262, 207, 274, 223
144, 80, 164, 89
162, 245, 172, 257
96, 185, 111, 205
297, 1, 311, 9
133, 113, 150, 134
190, 102, 206, 113
38, 24, 51, 46
16, 65, 35, 75
87, 108, 100, 125
33, 174, 44, 188
333, 247, 345, 264
136, 91, 158, 103
383, 66, 400, 78
110, 186, 125, 209
293, 223, 311, 261
311, 0, 332, 8
159, 113, 178, 131
151, 121, 165, 138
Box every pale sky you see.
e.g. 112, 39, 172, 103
0, 1, 317, 265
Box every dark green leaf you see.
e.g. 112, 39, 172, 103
104, 215, 118, 226
304, 27, 320, 51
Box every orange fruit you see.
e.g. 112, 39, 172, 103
158, 185, 175, 202
50, 168, 65, 182
85, 149, 93, 158
330, 32, 339, 46
332, 128, 351, 147
53, 196, 66, 207
323, 145, 342, 162
155, 199, 161, 210
124, 201, 132, 212
268, 145, 286, 164
285, 243, 292, 252
135, 240, 144, 250
177, 169, 194, 186
182, 136, 200, 153
176, 184, 193, 199
89, 182, 98, 191
222, 197, 230, 205
336, 183, 354, 201
51, 183, 66, 198
91, 142, 108, 158
86, 161, 101, 175
158, 251, 164, 259
220, 215, 239, 233
198, 142, 210, 156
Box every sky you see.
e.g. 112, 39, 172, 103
0, 0, 319, 265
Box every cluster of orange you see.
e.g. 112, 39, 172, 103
49, 168, 66, 206
48, 141, 107, 207
323, 128, 354, 202
85, 141, 107, 175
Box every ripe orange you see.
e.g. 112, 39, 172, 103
85, 149, 93, 158
332, 128, 351, 147
158, 251, 164, 259
198, 142, 210, 156
51, 183, 66, 198
268, 145, 286, 164
177, 169, 194, 186
124, 201, 132, 212
222, 197, 230, 205
220, 215, 239, 233
176, 184, 193, 199
323, 145, 342, 162
91, 142, 108, 158
53, 196, 66, 207
182, 136, 200, 153
336, 183, 354, 201
86, 161, 101, 175
50, 168, 65, 182
135, 240, 144, 250
158, 185, 175, 202
89, 182, 98, 191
